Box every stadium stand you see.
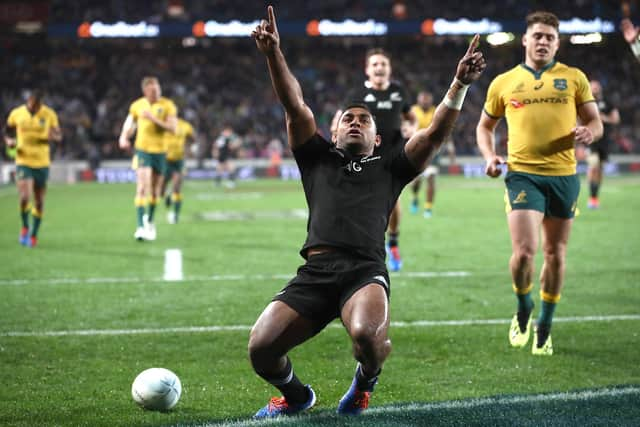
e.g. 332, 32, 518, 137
1, 1, 638, 167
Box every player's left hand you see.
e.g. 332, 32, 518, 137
573, 126, 594, 145
49, 127, 62, 142
252, 6, 280, 55
142, 110, 155, 121
456, 34, 486, 85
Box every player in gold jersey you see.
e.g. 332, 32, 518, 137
476, 12, 603, 355
4, 90, 62, 247
407, 90, 453, 218
161, 117, 195, 224
119, 76, 177, 241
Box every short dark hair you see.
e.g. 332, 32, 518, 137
342, 102, 373, 114
27, 89, 44, 102
340, 103, 377, 127
365, 48, 390, 64
525, 11, 559, 32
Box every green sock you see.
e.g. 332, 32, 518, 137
174, 201, 181, 221
31, 216, 42, 237
148, 203, 156, 222
517, 292, 534, 314
136, 206, 145, 227
21, 209, 30, 229
538, 300, 557, 326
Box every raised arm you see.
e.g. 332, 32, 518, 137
621, 18, 640, 62
404, 35, 486, 171
252, 6, 315, 150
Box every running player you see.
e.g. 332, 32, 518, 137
4, 89, 62, 247
408, 90, 448, 218
213, 125, 241, 189
250, 5, 485, 418
476, 11, 603, 355
586, 80, 620, 209
119, 76, 177, 241
162, 117, 195, 224
332, 48, 416, 271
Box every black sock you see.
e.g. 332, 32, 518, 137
388, 232, 399, 248
517, 305, 533, 333
265, 357, 309, 405
355, 364, 380, 392
536, 323, 552, 348
590, 181, 599, 198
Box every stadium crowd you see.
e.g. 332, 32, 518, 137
51, 0, 624, 22
2, 2, 639, 166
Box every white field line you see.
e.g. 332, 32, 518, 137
195, 386, 640, 427
2, 314, 639, 338
0, 271, 471, 286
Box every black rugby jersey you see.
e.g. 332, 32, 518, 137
345, 81, 411, 150
293, 133, 419, 263
594, 96, 616, 145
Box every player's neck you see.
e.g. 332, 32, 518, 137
524, 57, 554, 72
27, 104, 41, 114
368, 80, 390, 91
145, 95, 159, 103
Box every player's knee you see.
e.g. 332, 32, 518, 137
543, 250, 565, 269
513, 248, 535, 267
248, 328, 277, 368
350, 322, 387, 353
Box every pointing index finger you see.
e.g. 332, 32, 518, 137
268, 5, 277, 30
466, 34, 480, 55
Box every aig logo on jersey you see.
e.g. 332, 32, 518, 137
344, 161, 363, 173
343, 155, 380, 173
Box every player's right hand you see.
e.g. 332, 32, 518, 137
621, 18, 639, 44
119, 136, 130, 150
252, 5, 280, 55
4, 137, 16, 148
485, 155, 504, 178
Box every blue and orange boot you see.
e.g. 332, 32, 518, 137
386, 244, 402, 272
337, 365, 377, 415
254, 385, 316, 419
19, 227, 29, 246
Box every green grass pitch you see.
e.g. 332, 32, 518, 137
0, 175, 639, 426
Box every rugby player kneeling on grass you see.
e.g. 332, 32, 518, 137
248, 5, 486, 419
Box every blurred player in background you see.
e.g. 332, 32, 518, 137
621, 17, 640, 62
119, 76, 177, 241
162, 116, 195, 224
249, 5, 485, 419
4, 89, 62, 247
331, 47, 416, 271
407, 90, 455, 218
586, 80, 620, 209
212, 125, 241, 189
476, 11, 602, 356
